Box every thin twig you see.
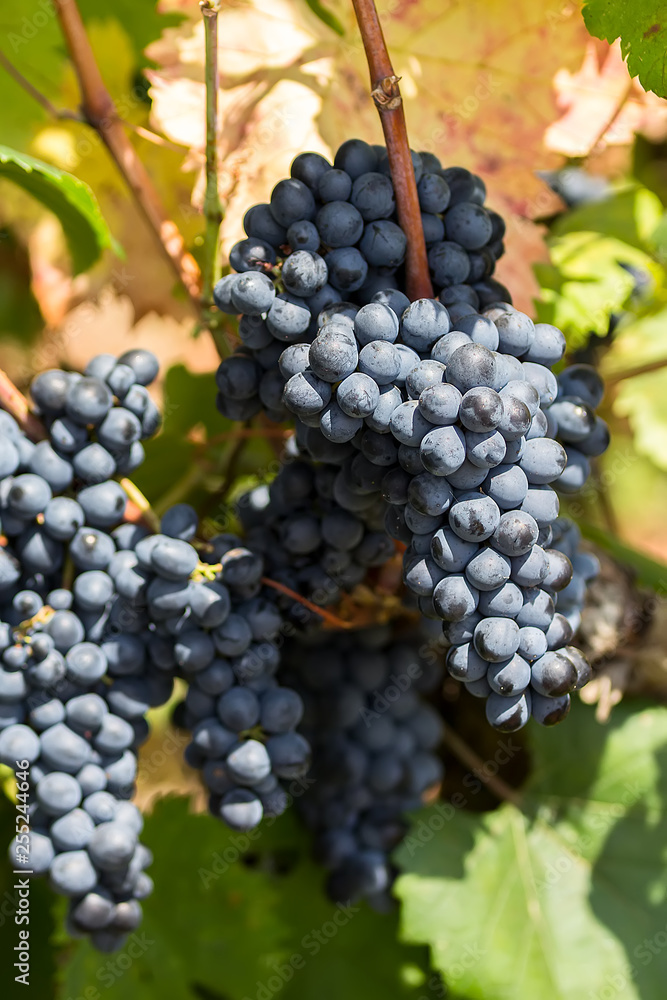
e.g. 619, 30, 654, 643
351, 0, 432, 302
200, 1, 223, 309
121, 120, 188, 153
260, 577, 353, 629
0, 51, 82, 122
53, 0, 202, 311
0, 370, 45, 440
590, 78, 634, 155
604, 356, 667, 385
442, 728, 523, 807
203, 426, 290, 447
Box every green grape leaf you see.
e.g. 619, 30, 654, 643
395, 702, 667, 1000
303, 0, 345, 35
0, 145, 121, 274
59, 800, 432, 1000
601, 308, 667, 379
599, 304, 667, 476
77, 0, 184, 69
613, 367, 667, 473
161, 365, 222, 439
534, 232, 656, 347
550, 185, 665, 253
583, 0, 667, 99
535, 186, 664, 347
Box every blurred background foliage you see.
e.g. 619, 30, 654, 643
2, 0, 667, 998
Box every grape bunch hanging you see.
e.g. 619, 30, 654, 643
215, 137, 608, 730
0, 137, 608, 952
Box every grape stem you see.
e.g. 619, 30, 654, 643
260, 577, 353, 629
205, 426, 290, 446
442, 727, 523, 807
52, 0, 202, 311
604, 355, 667, 385
200, 2, 224, 311
0, 52, 187, 157
17, 605, 56, 637
0, 51, 83, 123
351, 0, 433, 302
120, 479, 161, 532
192, 563, 353, 630
0, 369, 45, 440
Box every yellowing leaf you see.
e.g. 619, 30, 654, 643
147, 0, 594, 312
545, 40, 667, 158
602, 308, 667, 379
614, 368, 667, 472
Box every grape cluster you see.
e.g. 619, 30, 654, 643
214, 138, 509, 425
0, 134, 611, 950
2, 598, 156, 952
225, 287, 604, 731
282, 620, 445, 906
237, 457, 394, 613
209, 139, 607, 733
0, 349, 161, 587
0, 355, 308, 948
143, 516, 312, 831
388, 333, 607, 732
0, 354, 166, 949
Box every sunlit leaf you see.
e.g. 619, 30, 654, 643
535, 186, 664, 346
59, 800, 431, 1000
0, 144, 121, 273
545, 40, 667, 158
396, 701, 667, 1000
614, 367, 667, 472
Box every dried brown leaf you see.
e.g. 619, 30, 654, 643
147, 0, 594, 312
